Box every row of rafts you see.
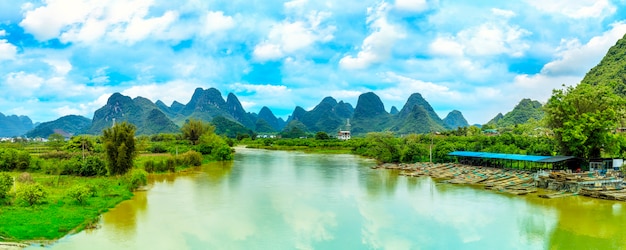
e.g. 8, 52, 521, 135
372, 162, 626, 201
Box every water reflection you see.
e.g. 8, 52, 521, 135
100, 190, 148, 242
31, 149, 626, 249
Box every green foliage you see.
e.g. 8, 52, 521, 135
15, 182, 48, 206
0, 172, 13, 198
0, 148, 30, 171
354, 132, 401, 163
78, 155, 107, 176
102, 122, 137, 175
125, 169, 148, 191
281, 120, 309, 138
212, 116, 254, 138
47, 133, 66, 151
489, 99, 544, 128
65, 184, 93, 204
545, 83, 623, 159
147, 142, 168, 153
166, 158, 176, 172
182, 118, 214, 145
315, 131, 330, 140
178, 150, 203, 166
581, 33, 626, 96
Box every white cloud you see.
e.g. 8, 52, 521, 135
0, 40, 17, 61
458, 22, 530, 57
379, 72, 461, 103
395, 0, 429, 12
491, 8, 516, 18
340, 2, 406, 69
0, 30, 6, 36
253, 43, 284, 61
526, 0, 616, 19
20, 0, 181, 44
253, 11, 335, 61
230, 83, 290, 96
43, 59, 72, 75
5, 72, 44, 92
542, 21, 626, 76
201, 11, 235, 36
429, 36, 464, 57
121, 80, 200, 105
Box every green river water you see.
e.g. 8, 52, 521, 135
30, 148, 626, 249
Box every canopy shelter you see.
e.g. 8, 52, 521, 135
448, 151, 579, 170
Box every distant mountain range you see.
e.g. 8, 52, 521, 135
0, 112, 33, 137
1, 88, 476, 137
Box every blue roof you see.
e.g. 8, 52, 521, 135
448, 151, 551, 162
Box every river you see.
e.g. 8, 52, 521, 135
29, 148, 626, 249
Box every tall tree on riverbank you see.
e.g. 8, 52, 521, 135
103, 122, 137, 175
544, 83, 624, 159
182, 118, 213, 145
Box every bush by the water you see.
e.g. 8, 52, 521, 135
125, 169, 147, 191
15, 182, 48, 206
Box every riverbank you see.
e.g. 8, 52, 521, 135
374, 162, 537, 195
0, 242, 28, 250
375, 162, 626, 201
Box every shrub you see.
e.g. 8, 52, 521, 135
66, 185, 93, 204
0, 173, 13, 198
179, 151, 203, 167
15, 183, 48, 206
79, 156, 107, 176
0, 148, 31, 171
147, 143, 168, 153
125, 169, 147, 191
166, 158, 176, 172
144, 160, 155, 173
212, 144, 234, 161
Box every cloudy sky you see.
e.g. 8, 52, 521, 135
1, 0, 626, 124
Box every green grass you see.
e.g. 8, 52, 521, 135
0, 174, 133, 241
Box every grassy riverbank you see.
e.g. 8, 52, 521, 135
0, 174, 133, 242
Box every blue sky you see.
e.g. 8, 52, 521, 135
1, 0, 626, 125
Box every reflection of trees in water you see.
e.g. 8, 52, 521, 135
203, 160, 235, 185
149, 172, 177, 185
361, 169, 400, 198
543, 197, 626, 248
102, 191, 148, 241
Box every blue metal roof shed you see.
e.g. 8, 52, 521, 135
448, 151, 578, 170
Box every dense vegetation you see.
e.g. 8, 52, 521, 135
0, 119, 234, 241
244, 128, 558, 165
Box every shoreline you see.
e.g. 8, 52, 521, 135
375, 162, 626, 200
0, 242, 28, 250
374, 162, 537, 195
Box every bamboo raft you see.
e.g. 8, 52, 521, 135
538, 192, 575, 199
385, 162, 626, 201
393, 163, 537, 195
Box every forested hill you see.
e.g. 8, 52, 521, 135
26, 115, 91, 138
487, 99, 543, 127
581, 33, 626, 95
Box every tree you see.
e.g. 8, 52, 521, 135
102, 122, 137, 175
0, 172, 13, 198
182, 119, 214, 145
15, 183, 47, 206
315, 131, 330, 140
47, 133, 65, 151
544, 83, 624, 159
